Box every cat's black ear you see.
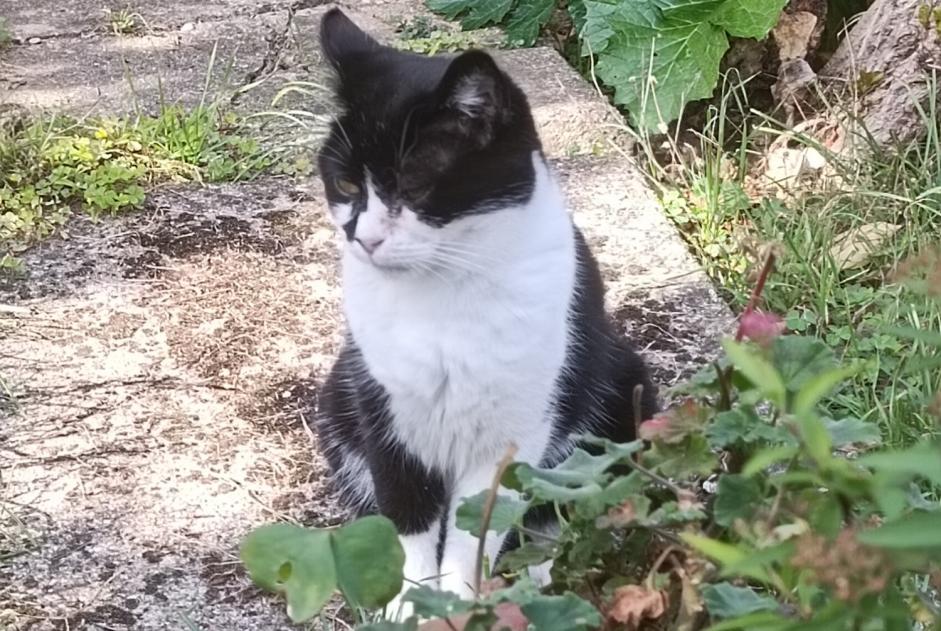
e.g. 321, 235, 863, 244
435, 51, 508, 127
320, 8, 379, 68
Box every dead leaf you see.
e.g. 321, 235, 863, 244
596, 500, 639, 529
829, 222, 901, 270
607, 585, 668, 629
773, 11, 818, 60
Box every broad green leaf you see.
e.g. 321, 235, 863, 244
645, 434, 719, 478
507, 448, 622, 502
426, 0, 513, 29
706, 408, 791, 449
403, 585, 474, 618
456, 491, 530, 537
240, 524, 336, 622
857, 510, 941, 549
713, 474, 763, 527
858, 442, 941, 485
723, 339, 786, 406
583, 0, 728, 129
743, 445, 799, 476
701, 583, 778, 619
770, 337, 836, 393
791, 412, 832, 465
792, 365, 859, 416
359, 622, 418, 631
823, 417, 882, 447
712, 0, 788, 38
721, 541, 794, 585
505, 0, 555, 45
331, 516, 404, 609
519, 593, 602, 631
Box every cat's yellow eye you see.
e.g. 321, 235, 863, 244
334, 177, 361, 197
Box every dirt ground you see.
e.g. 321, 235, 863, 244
0, 2, 731, 629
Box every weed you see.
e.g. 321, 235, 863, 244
0, 17, 11, 50
0, 106, 273, 264
105, 8, 146, 36
628, 71, 941, 449
393, 16, 491, 55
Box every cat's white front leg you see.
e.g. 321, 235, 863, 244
438, 466, 512, 598
387, 528, 441, 620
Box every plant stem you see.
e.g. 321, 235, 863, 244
473, 444, 519, 598
735, 251, 777, 342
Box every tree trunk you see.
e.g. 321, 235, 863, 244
821, 0, 941, 147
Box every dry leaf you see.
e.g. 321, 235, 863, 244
773, 11, 818, 60
829, 222, 901, 270
607, 585, 668, 629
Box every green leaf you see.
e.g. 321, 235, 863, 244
681, 533, 748, 566
359, 622, 419, 631
519, 593, 602, 631
771, 337, 836, 393
701, 582, 778, 619
823, 417, 881, 447
743, 445, 798, 476
331, 516, 404, 609
723, 339, 786, 406
495, 541, 557, 572
240, 524, 336, 622
508, 448, 621, 502
404, 585, 475, 618
505, 0, 555, 45
704, 611, 791, 631
713, 474, 764, 527
645, 434, 719, 478
427, 0, 514, 29
456, 491, 531, 537
712, 0, 788, 38
792, 364, 859, 416
584, 0, 728, 129
858, 442, 941, 485
857, 510, 941, 549
706, 408, 792, 449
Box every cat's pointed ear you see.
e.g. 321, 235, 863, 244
435, 51, 508, 125
320, 8, 379, 68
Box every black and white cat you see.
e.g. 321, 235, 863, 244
315, 8, 657, 607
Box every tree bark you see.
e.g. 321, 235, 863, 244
821, 0, 941, 147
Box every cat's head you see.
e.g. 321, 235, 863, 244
318, 9, 542, 272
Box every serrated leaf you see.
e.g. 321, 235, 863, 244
645, 434, 719, 478
495, 541, 557, 572
427, 0, 514, 29
701, 582, 778, 619
857, 510, 941, 549
331, 516, 404, 609
712, 0, 788, 38
505, 0, 555, 45
770, 336, 836, 393
706, 408, 792, 449
240, 524, 336, 622
519, 593, 602, 631
713, 474, 763, 527
456, 491, 531, 537
584, 0, 728, 129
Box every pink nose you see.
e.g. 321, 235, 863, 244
355, 238, 384, 255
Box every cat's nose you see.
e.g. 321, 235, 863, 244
355, 237, 384, 255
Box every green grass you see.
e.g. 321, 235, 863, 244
631, 73, 941, 449
0, 105, 276, 268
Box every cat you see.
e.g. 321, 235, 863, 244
315, 7, 658, 609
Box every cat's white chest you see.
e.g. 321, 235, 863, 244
343, 248, 574, 475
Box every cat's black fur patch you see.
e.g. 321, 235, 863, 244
318, 9, 541, 231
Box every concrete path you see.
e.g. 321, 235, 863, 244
0, 2, 731, 629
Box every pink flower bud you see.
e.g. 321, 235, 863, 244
739, 310, 785, 346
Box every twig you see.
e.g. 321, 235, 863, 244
735, 251, 777, 342
473, 444, 519, 598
